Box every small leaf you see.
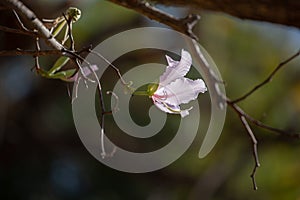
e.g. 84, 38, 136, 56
49, 56, 70, 74
50, 68, 77, 81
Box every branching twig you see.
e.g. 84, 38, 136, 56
89, 49, 130, 86
227, 94, 300, 189
240, 116, 260, 190
224, 49, 300, 189
227, 101, 260, 189
189, 32, 299, 189
231, 49, 300, 103
109, 0, 200, 40
4, 0, 63, 50
2, 0, 118, 160
0, 25, 37, 36
13, 9, 34, 33
229, 101, 300, 138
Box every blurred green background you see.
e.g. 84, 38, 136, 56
0, 0, 300, 199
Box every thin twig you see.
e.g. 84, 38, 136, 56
189, 30, 299, 190
240, 116, 260, 190
226, 97, 300, 189
34, 36, 40, 70
107, 91, 120, 113
4, 0, 63, 50
73, 58, 95, 84
229, 101, 260, 190
0, 49, 61, 56
230, 101, 300, 138
226, 49, 300, 189
231, 49, 300, 103
109, 0, 200, 40
97, 85, 108, 158
13, 9, 34, 33
89, 49, 129, 85
0, 25, 37, 36
4, 0, 116, 160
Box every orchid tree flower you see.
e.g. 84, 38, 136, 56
135, 49, 207, 118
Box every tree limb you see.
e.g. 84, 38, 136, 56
3, 0, 64, 50
153, 0, 300, 29
0, 25, 37, 36
0, 49, 61, 56
109, 0, 200, 39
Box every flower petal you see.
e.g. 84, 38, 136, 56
152, 97, 180, 114
152, 96, 192, 118
155, 78, 207, 106
159, 49, 192, 88
165, 55, 179, 67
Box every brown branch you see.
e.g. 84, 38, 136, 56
228, 101, 260, 190
240, 115, 260, 190
188, 38, 261, 189
188, 32, 299, 190
0, 25, 37, 36
153, 0, 300, 29
4, 0, 64, 50
0, 49, 61, 56
33, 37, 41, 71
12, 9, 33, 33
227, 48, 300, 139
224, 49, 300, 188
231, 49, 300, 103
109, 0, 200, 39
226, 97, 300, 189
231, 102, 300, 139
89, 49, 129, 86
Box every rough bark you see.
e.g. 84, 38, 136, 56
154, 0, 300, 29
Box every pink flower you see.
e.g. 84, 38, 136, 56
151, 49, 207, 117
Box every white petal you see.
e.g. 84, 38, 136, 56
152, 96, 193, 118
180, 107, 193, 118
165, 55, 179, 66
152, 96, 181, 114
155, 78, 207, 106
159, 49, 192, 87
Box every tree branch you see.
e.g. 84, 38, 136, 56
153, 0, 300, 29
0, 25, 37, 36
4, 0, 64, 50
231, 49, 300, 103
188, 34, 300, 190
109, 0, 200, 39
0, 49, 61, 56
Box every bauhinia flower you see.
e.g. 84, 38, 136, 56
147, 49, 207, 117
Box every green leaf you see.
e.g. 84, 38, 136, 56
49, 56, 70, 74
50, 68, 77, 81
